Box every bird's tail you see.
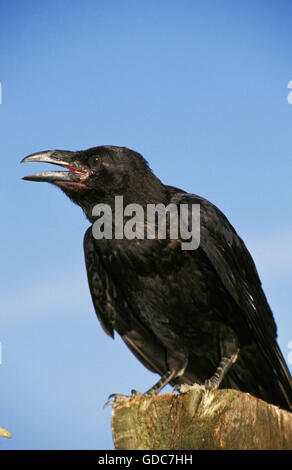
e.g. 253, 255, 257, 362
224, 342, 292, 412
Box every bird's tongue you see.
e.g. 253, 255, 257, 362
63, 165, 87, 175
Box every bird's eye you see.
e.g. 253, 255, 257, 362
88, 155, 99, 168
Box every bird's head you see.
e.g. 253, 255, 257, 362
21, 145, 166, 220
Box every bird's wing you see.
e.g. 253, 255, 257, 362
83, 227, 116, 338
83, 227, 167, 376
172, 191, 292, 400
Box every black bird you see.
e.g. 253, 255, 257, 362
21, 145, 292, 411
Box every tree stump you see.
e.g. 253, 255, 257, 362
111, 386, 292, 450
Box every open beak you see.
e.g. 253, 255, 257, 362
21, 150, 88, 184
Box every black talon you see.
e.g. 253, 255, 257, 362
131, 389, 142, 396
103, 392, 134, 408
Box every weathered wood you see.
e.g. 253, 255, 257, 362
111, 386, 292, 450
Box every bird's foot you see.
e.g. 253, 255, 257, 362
172, 383, 205, 394
173, 379, 221, 395
204, 378, 219, 390
104, 389, 142, 408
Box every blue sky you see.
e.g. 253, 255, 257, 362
1, 0, 292, 449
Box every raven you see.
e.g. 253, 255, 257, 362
21, 145, 292, 411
